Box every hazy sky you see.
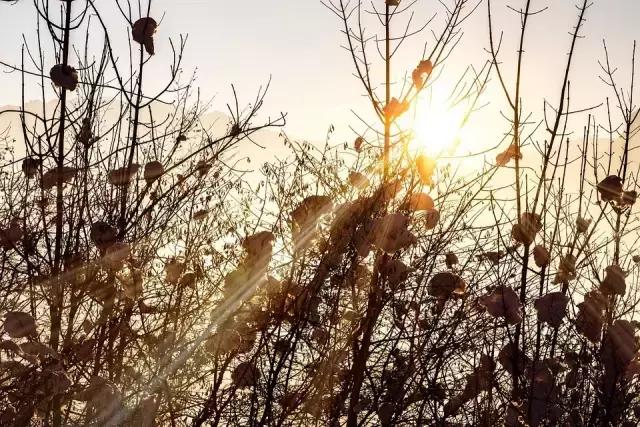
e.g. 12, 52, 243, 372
1, 0, 639, 143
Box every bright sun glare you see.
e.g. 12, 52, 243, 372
410, 97, 468, 156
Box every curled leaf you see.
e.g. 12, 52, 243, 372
193, 209, 209, 221
132, 17, 158, 55
103, 242, 130, 270
479, 286, 522, 325
108, 164, 140, 186
50, 64, 78, 91
512, 212, 542, 246
371, 213, 416, 253
22, 157, 41, 179
576, 290, 607, 343
165, 259, 185, 284
601, 264, 626, 296
597, 175, 623, 202
144, 161, 164, 184
424, 208, 440, 230
496, 143, 521, 167
553, 254, 576, 284
383, 97, 409, 121
232, 361, 257, 388
90, 221, 118, 250
416, 154, 436, 185
534, 292, 569, 328
0, 220, 23, 250
41, 166, 77, 190
291, 196, 333, 228
411, 59, 433, 89
380, 258, 413, 289
532, 245, 550, 268
576, 216, 591, 234
445, 252, 459, 269
243, 231, 275, 259
3, 312, 37, 338
428, 271, 466, 299
403, 192, 434, 211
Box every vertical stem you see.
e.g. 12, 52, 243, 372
383, 4, 391, 179
51, 6, 73, 426
51, 0, 73, 352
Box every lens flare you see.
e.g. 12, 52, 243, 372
410, 97, 468, 156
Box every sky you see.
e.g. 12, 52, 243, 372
0, 0, 639, 146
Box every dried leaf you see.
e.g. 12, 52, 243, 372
41, 166, 77, 190
108, 164, 140, 186
232, 361, 257, 388
383, 97, 409, 121
428, 271, 466, 299
3, 312, 37, 338
22, 157, 41, 179
291, 196, 333, 228
597, 175, 623, 202
532, 245, 550, 267
403, 192, 434, 211
132, 17, 158, 55
416, 154, 436, 185
601, 264, 626, 296
534, 292, 569, 328
90, 221, 118, 250
371, 213, 416, 253
424, 208, 440, 230
144, 161, 164, 184
479, 286, 522, 325
50, 64, 78, 91
380, 258, 413, 289
445, 252, 459, 269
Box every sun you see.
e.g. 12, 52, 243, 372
409, 97, 468, 156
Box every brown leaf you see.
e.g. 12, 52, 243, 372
90, 221, 118, 250
534, 292, 569, 328
291, 195, 333, 228
144, 161, 164, 183
445, 252, 459, 269
50, 64, 78, 91
553, 254, 576, 284
383, 97, 409, 121
403, 192, 434, 211
380, 259, 413, 289
576, 216, 591, 233
132, 17, 158, 55
232, 361, 257, 388
428, 271, 466, 299
597, 175, 623, 202
496, 144, 521, 166
576, 290, 607, 343
424, 208, 440, 230
532, 245, 550, 267
371, 213, 416, 253
243, 231, 275, 258
41, 166, 78, 190
601, 264, 626, 296
102, 242, 130, 270
3, 312, 37, 339
479, 286, 522, 325
108, 164, 140, 186
21, 157, 41, 179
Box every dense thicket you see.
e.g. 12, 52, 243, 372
1, 0, 639, 426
